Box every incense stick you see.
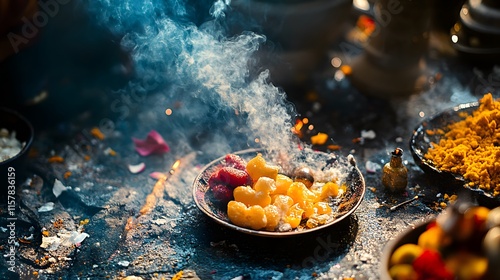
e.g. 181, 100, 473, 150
390, 195, 419, 211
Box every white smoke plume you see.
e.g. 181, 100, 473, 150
87, 0, 299, 158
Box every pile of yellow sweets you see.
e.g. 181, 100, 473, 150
424, 93, 500, 197
227, 153, 344, 231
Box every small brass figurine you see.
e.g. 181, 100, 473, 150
382, 148, 408, 192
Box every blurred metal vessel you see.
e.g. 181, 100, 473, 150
229, 0, 353, 88
450, 0, 500, 65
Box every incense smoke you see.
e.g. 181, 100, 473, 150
86, 0, 298, 157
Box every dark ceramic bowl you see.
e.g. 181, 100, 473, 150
380, 219, 432, 280
0, 107, 34, 190
409, 101, 500, 206
193, 148, 365, 237
381, 213, 498, 280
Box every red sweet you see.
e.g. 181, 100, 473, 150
413, 249, 454, 280
209, 166, 251, 189
208, 167, 223, 187
426, 221, 438, 230
210, 184, 233, 204
224, 154, 247, 170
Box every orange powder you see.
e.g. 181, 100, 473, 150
424, 93, 500, 197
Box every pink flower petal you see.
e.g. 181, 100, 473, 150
132, 130, 170, 156
149, 172, 167, 180
128, 162, 146, 174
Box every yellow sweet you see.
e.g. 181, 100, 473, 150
417, 226, 445, 251
273, 174, 293, 195
272, 194, 294, 214
313, 202, 332, 215
246, 153, 279, 182
305, 213, 331, 229
233, 185, 271, 207
226, 153, 343, 232
390, 244, 424, 265
445, 253, 488, 280
286, 182, 318, 208
253, 176, 276, 194
388, 264, 419, 280
302, 201, 314, 218
285, 203, 304, 229
227, 201, 267, 230
264, 205, 280, 231
318, 182, 339, 200
304, 201, 332, 218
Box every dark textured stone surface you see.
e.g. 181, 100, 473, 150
1, 4, 499, 279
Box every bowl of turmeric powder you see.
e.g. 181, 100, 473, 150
192, 148, 365, 237
410, 93, 500, 202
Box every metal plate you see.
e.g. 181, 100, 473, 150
192, 148, 366, 237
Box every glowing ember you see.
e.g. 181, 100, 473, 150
292, 119, 304, 138
310, 132, 329, 145
90, 127, 105, 140
171, 159, 180, 171
140, 159, 181, 215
